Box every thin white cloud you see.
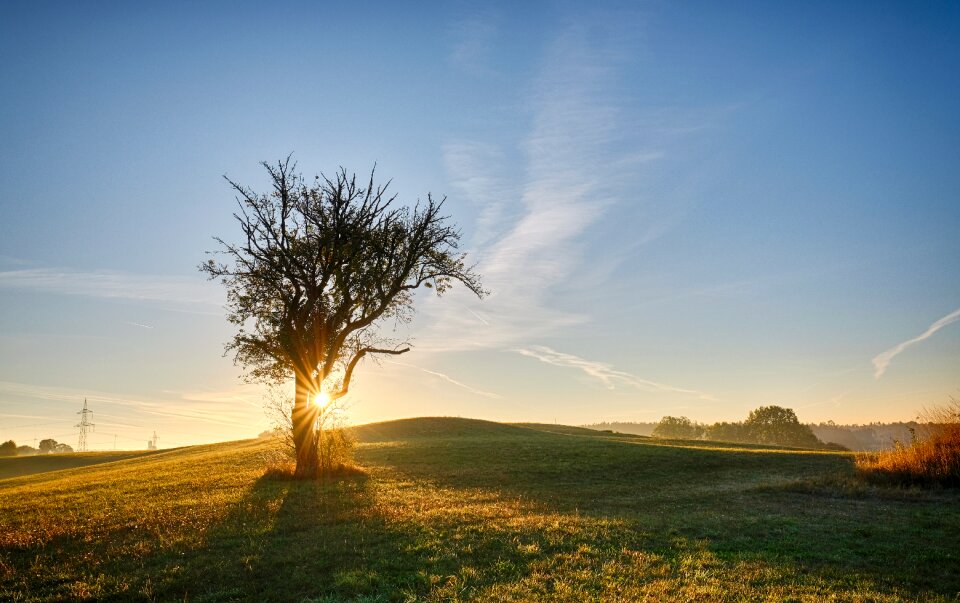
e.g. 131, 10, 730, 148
386, 361, 502, 399
0, 412, 59, 421
442, 142, 518, 248
422, 15, 727, 358
0, 267, 222, 309
136, 406, 252, 428
873, 306, 960, 378
166, 387, 264, 410
418, 22, 642, 353
797, 394, 845, 410
514, 345, 715, 401
465, 306, 490, 326
0, 380, 100, 403
124, 321, 155, 329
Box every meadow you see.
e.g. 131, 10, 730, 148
1, 417, 958, 601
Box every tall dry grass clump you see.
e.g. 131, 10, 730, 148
856, 398, 960, 487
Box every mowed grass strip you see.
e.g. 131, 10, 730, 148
1, 417, 958, 601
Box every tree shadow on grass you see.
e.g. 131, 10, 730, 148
164, 472, 574, 602
148, 435, 960, 601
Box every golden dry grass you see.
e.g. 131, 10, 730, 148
856, 399, 960, 488
856, 424, 960, 487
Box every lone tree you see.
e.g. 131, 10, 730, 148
202, 157, 484, 478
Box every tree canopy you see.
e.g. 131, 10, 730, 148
37, 439, 72, 454
743, 405, 821, 448
652, 416, 703, 439
202, 157, 484, 477
0, 440, 16, 457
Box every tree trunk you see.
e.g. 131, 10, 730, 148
292, 373, 318, 479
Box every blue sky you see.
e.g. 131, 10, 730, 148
1, 1, 958, 449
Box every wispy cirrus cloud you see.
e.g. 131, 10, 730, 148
386, 360, 501, 399
419, 22, 650, 353
164, 386, 265, 410
442, 141, 517, 249
872, 306, 960, 378
124, 321, 155, 329
514, 345, 716, 401
0, 267, 222, 311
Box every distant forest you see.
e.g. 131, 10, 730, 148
582, 421, 922, 451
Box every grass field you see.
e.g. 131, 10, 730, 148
1, 417, 958, 601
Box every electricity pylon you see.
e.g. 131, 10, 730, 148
75, 398, 95, 452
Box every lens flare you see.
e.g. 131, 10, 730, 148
313, 391, 331, 407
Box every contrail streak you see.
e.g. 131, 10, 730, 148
873, 306, 960, 378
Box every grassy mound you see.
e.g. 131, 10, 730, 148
1, 417, 958, 601
511, 422, 640, 437
351, 416, 532, 442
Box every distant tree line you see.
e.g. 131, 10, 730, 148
647, 406, 830, 448
806, 421, 921, 452
0, 439, 73, 456
585, 415, 925, 451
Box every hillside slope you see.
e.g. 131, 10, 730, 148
0, 449, 163, 480
1, 417, 958, 601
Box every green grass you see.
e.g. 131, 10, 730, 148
0, 449, 163, 480
1, 417, 958, 601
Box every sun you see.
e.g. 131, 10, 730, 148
313, 391, 331, 407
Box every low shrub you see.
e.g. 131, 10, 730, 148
314, 423, 359, 477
